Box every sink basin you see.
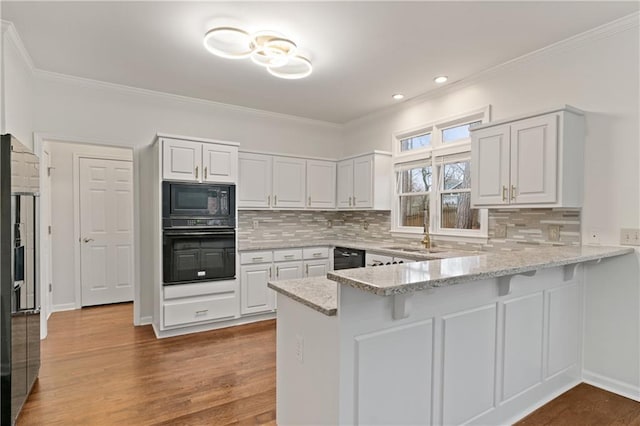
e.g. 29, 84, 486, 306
383, 246, 445, 254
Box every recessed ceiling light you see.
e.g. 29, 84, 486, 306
392, 94, 404, 100
434, 76, 448, 84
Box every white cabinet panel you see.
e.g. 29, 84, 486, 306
275, 261, 304, 281
355, 320, 433, 425
502, 293, 544, 401
302, 247, 330, 260
273, 249, 303, 262
547, 284, 579, 377
240, 264, 275, 314
238, 153, 272, 208
162, 139, 202, 181
272, 156, 306, 208
203, 143, 238, 183
304, 259, 330, 277
471, 126, 510, 206
442, 304, 496, 425
239, 251, 273, 265
353, 156, 373, 208
510, 115, 558, 204
306, 160, 336, 209
163, 293, 237, 327
336, 160, 354, 208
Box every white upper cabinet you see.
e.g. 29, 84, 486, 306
338, 153, 392, 210
238, 153, 273, 208
162, 139, 202, 181
306, 160, 336, 209
272, 156, 306, 208
337, 160, 354, 208
203, 143, 238, 183
162, 137, 239, 183
471, 107, 584, 208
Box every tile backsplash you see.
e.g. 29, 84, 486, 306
238, 208, 581, 252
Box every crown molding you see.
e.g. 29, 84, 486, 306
345, 11, 640, 127
1, 20, 35, 73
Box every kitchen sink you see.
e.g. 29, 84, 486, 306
383, 246, 445, 253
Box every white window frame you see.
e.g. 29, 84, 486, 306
391, 106, 490, 241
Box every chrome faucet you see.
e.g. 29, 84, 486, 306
421, 225, 431, 250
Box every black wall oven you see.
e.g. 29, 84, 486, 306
163, 229, 236, 285
162, 181, 236, 285
162, 181, 235, 228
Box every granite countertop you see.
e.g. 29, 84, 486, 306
238, 239, 472, 261
268, 277, 337, 316
327, 245, 634, 296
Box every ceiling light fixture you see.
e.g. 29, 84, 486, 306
392, 93, 405, 100
434, 76, 448, 84
204, 26, 312, 79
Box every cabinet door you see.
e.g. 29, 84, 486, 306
272, 156, 306, 208
471, 125, 511, 206
304, 259, 330, 277
162, 139, 202, 181
274, 261, 304, 281
336, 160, 354, 208
240, 263, 274, 315
238, 153, 272, 208
203, 144, 238, 183
510, 114, 558, 204
306, 160, 336, 209
353, 155, 373, 208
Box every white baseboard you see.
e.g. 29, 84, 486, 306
138, 316, 153, 326
152, 312, 276, 339
51, 303, 77, 312
583, 370, 640, 402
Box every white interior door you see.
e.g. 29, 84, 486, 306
79, 158, 134, 306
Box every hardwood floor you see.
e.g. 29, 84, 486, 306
18, 303, 640, 425
17, 303, 276, 425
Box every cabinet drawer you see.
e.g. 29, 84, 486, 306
303, 247, 330, 260
273, 249, 303, 262
164, 281, 237, 300
163, 293, 237, 327
240, 251, 273, 265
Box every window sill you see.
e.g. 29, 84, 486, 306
390, 229, 488, 244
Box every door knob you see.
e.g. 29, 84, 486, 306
82, 237, 94, 243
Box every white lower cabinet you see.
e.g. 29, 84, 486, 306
240, 247, 332, 314
162, 280, 238, 329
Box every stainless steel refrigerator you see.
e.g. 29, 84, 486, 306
0, 134, 40, 425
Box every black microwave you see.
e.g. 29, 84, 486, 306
162, 182, 236, 228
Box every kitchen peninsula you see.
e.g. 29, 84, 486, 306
269, 245, 635, 425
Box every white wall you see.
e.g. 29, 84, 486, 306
1, 22, 34, 147
33, 73, 342, 158
48, 141, 133, 310
342, 21, 640, 395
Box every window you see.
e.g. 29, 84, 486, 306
400, 133, 431, 152
392, 107, 489, 239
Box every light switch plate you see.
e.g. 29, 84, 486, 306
252, 220, 259, 229
494, 224, 507, 238
620, 228, 640, 246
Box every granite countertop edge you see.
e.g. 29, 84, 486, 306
268, 279, 337, 317
326, 246, 634, 296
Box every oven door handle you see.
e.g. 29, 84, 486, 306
164, 231, 236, 237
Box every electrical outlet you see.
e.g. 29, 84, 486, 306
327, 220, 333, 229
548, 225, 561, 242
587, 229, 601, 244
494, 224, 507, 238
620, 228, 640, 246
252, 220, 259, 229
295, 335, 304, 363
362, 220, 369, 230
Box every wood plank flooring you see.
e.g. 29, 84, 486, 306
18, 303, 640, 425
17, 303, 276, 425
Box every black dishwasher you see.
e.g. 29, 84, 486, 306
333, 247, 365, 270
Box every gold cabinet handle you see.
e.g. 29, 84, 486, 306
348, 196, 352, 207
511, 185, 516, 201
195, 166, 199, 179
267, 195, 271, 206
276, 266, 279, 277
269, 267, 272, 279
502, 186, 507, 202
308, 196, 311, 206
274, 195, 277, 206
353, 196, 356, 205
204, 166, 208, 177
305, 264, 309, 275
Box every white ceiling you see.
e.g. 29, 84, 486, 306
2, 1, 638, 124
